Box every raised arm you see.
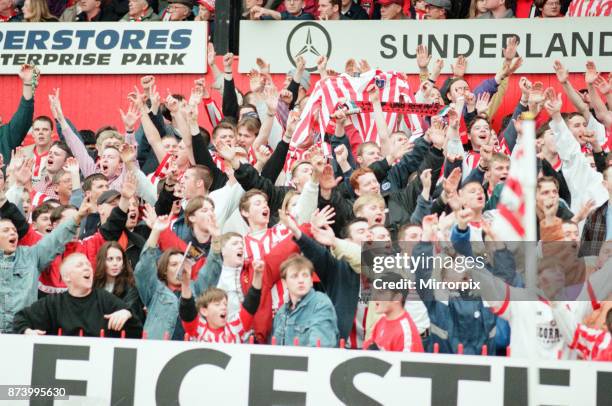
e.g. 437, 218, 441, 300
553, 60, 591, 119
49, 89, 96, 177
30, 198, 92, 270
0, 65, 35, 164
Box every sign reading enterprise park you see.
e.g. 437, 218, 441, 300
0, 22, 207, 74
0, 335, 611, 405
239, 18, 612, 74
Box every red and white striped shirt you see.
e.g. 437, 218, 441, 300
183, 306, 254, 343
569, 324, 612, 361
244, 224, 293, 313
32, 148, 49, 178
566, 0, 612, 16
363, 310, 424, 352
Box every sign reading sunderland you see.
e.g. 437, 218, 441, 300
0, 22, 207, 75
0, 335, 611, 405
239, 18, 612, 74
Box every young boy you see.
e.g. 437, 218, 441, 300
180, 259, 263, 343
363, 272, 423, 352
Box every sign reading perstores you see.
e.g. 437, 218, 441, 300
0, 335, 610, 405
0, 22, 208, 75
239, 18, 612, 74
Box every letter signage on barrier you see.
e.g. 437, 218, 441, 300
0, 22, 207, 75
238, 18, 612, 74
0, 335, 610, 405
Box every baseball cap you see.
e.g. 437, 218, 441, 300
379, 0, 403, 6
97, 190, 121, 206
198, 0, 215, 12
424, 0, 451, 11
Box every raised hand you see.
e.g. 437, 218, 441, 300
503, 36, 518, 61
248, 69, 265, 94
48, 88, 64, 122
594, 74, 611, 95
455, 208, 473, 230
207, 43, 216, 67
279, 209, 301, 238
284, 110, 301, 141
13, 157, 34, 187
420, 168, 432, 198
76, 196, 96, 221
223, 53, 234, 73
310, 205, 336, 229
344, 58, 358, 76
451, 55, 467, 78
416, 44, 431, 70
367, 84, 380, 104
295, 55, 306, 74
572, 199, 596, 224
142, 204, 158, 230
165, 93, 180, 113
140, 75, 155, 93
62, 156, 80, 175
120, 143, 137, 163
543, 87, 562, 117
121, 171, 138, 200
443, 167, 462, 196
18, 64, 34, 83
421, 214, 439, 242
251, 145, 269, 167
320, 164, 342, 191
334, 144, 348, 166
119, 102, 141, 132
553, 60, 569, 84
503, 56, 523, 77
279, 88, 293, 105
316, 56, 328, 74
475, 92, 491, 115
263, 85, 279, 113
153, 215, 171, 232
518, 77, 532, 99
358, 59, 371, 73
252, 260, 264, 289
256, 57, 270, 75
312, 224, 336, 247
585, 60, 599, 85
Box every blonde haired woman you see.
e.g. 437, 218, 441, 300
23, 0, 59, 21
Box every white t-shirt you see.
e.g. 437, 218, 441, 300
217, 265, 244, 319
493, 276, 604, 360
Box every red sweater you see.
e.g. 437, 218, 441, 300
20, 225, 108, 294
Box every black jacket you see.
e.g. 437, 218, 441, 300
101, 206, 146, 269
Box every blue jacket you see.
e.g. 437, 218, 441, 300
134, 246, 208, 340
271, 288, 339, 347
0, 219, 78, 332
414, 231, 514, 354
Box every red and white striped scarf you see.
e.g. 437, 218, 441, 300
566, 0, 612, 16
287, 70, 423, 174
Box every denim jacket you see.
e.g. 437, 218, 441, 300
134, 246, 207, 340
271, 289, 338, 347
0, 219, 78, 332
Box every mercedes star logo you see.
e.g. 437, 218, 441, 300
286, 22, 332, 73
